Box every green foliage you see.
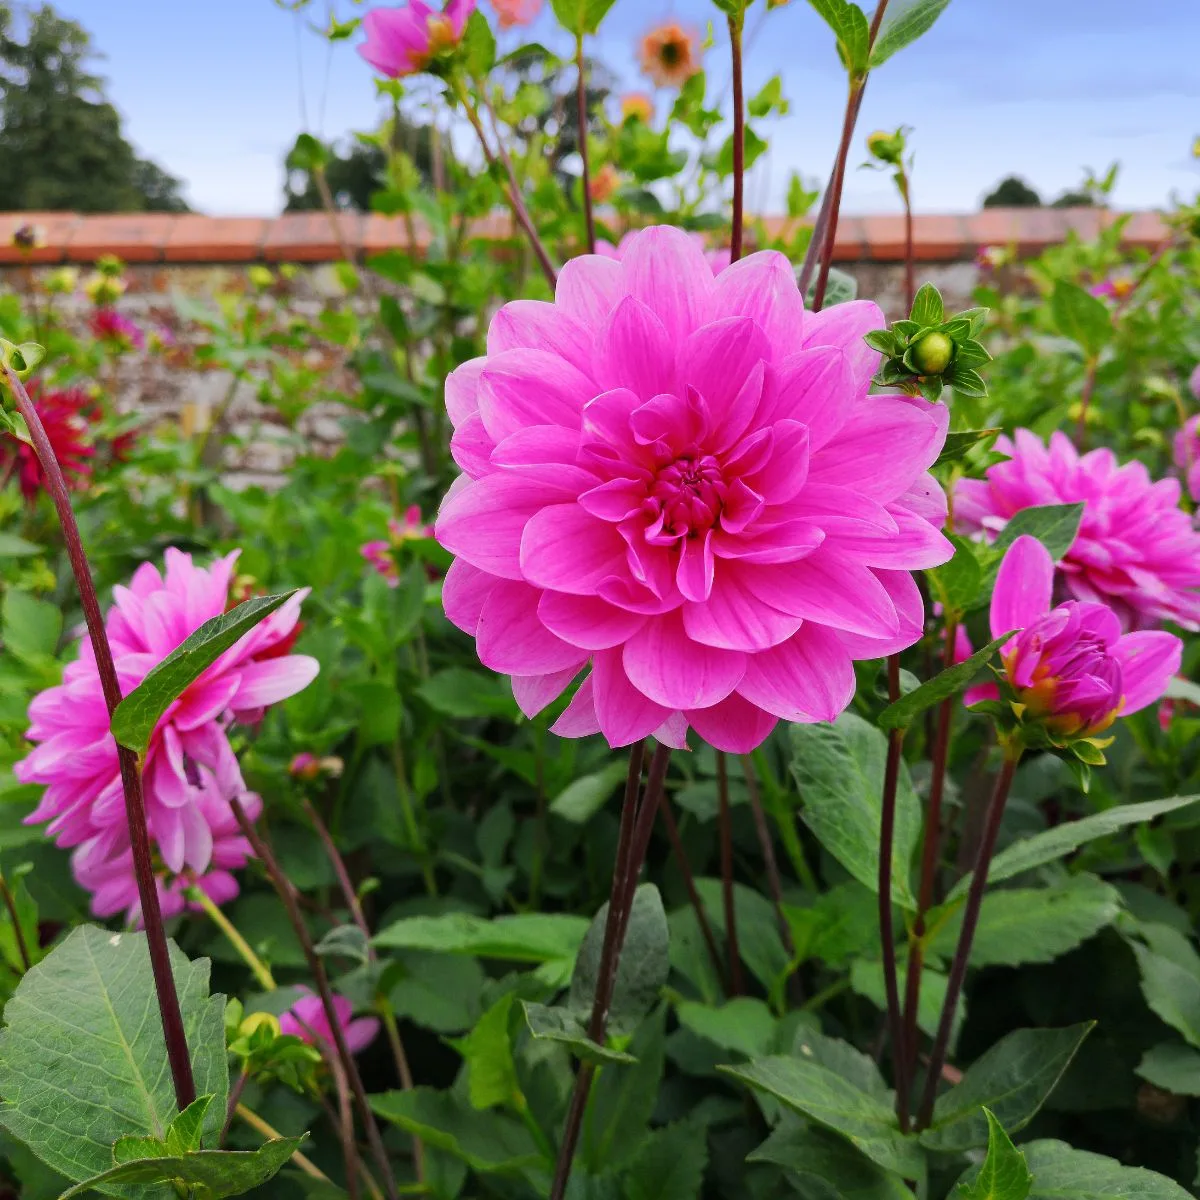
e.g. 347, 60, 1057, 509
869, 0, 953, 68
954, 1109, 1031, 1200
878, 633, 1012, 731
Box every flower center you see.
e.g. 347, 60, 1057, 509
645, 454, 725, 541
660, 40, 682, 66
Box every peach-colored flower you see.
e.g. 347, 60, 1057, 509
489, 0, 540, 25
620, 92, 654, 124
638, 21, 701, 89
588, 163, 620, 204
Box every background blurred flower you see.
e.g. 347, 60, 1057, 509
956, 429, 1200, 630
638, 21, 701, 88
357, 0, 474, 77
281, 990, 379, 1055
1091, 276, 1134, 301
14, 549, 318, 923
1174, 414, 1200, 503
437, 225, 951, 753
619, 92, 654, 123
0, 384, 95, 502
1189, 363, 1200, 401
488, 0, 540, 27
83, 273, 125, 306
588, 163, 620, 204
89, 307, 144, 351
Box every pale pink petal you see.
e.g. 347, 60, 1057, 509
653, 712, 690, 750
623, 610, 746, 710
685, 317, 770, 446
799, 300, 885, 396
488, 300, 594, 377
1113, 632, 1183, 714
592, 648, 674, 747
757, 347, 854, 449
555, 254, 623, 329
445, 357, 485, 427
595, 296, 677, 400
991, 535, 1054, 640
737, 625, 856, 722
710, 251, 806, 359
232, 657, 320, 711
512, 667, 581, 718
550, 675, 602, 737
477, 349, 596, 442
477, 581, 587, 675
620, 226, 714, 342
521, 505, 629, 594
684, 692, 777, 753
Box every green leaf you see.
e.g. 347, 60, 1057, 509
1019, 1140, 1192, 1199
720, 1054, 921, 1176
0, 926, 228, 1187
549, 762, 627, 824
749, 1121, 915, 1199
948, 796, 1200, 901
850, 958, 964, 1042
2, 591, 61, 664
1132, 943, 1200, 1048
693, 878, 789, 993
568, 884, 669, 1036
371, 1088, 545, 1174
930, 875, 1123, 968
373, 911, 588, 964
674, 997, 777, 1059
910, 282, 944, 326
807, 267, 859, 306
461, 9, 496, 74
624, 1120, 708, 1200
716, 126, 767, 177
1136, 1043, 1200, 1096
955, 1109, 1032, 1200
928, 535, 985, 616
418, 668, 516, 719
747, 74, 787, 119
878, 632, 1012, 731
869, 0, 953, 67
519, 1002, 635, 1066
0, 533, 41, 558
450, 995, 520, 1110
111, 592, 295, 754
921, 1024, 1093, 1152
807, 0, 870, 74
791, 713, 921, 908
985, 502, 1084, 581
1050, 281, 1112, 357
165, 1096, 215, 1156
935, 428, 1001, 467
56, 1138, 301, 1200
549, 0, 617, 34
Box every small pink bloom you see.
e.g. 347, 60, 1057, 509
968, 536, 1180, 737
1090, 277, 1133, 302
357, 0, 475, 77
281, 990, 380, 1055
436, 225, 952, 753
975, 246, 1009, 271
955, 430, 1200, 630
488, 0, 540, 26
1175, 414, 1200, 503
0, 384, 96, 502
89, 308, 145, 351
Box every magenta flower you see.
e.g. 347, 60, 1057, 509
280, 990, 380, 1055
14, 549, 319, 923
965, 536, 1180, 738
1175, 414, 1200, 503
488, 0, 541, 26
436, 226, 952, 753
955, 430, 1200, 631
357, 0, 474, 77
597, 231, 730, 275
89, 308, 145, 351
361, 505, 432, 586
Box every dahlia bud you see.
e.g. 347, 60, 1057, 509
44, 267, 78, 294
620, 92, 654, 124
84, 273, 126, 307
910, 331, 954, 376
95, 254, 124, 278
0, 338, 45, 380
866, 129, 905, 166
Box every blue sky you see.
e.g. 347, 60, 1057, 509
48, 0, 1200, 216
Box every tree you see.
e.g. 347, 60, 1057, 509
982, 175, 1042, 208
0, 3, 189, 212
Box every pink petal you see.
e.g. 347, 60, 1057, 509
737, 624, 856, 722
710, 251, 806, 359
622, 610, 746, 710
682, 566, 803, 652
233, 657, 319, 711
490, 425, 596, 493
744, 419, 810, 505
550, 675, 602, 738
595, 296, 677, 400
450, 411, 495, 478
653, 712, 690, 750
555, 254, 623, 329
620, 226, 714, 342
684, 692, 777, 753
592, 648, 674, 747
538, 591, 647, 650
799, 300, 885, 396
991, 535, 1054, 640
477, 581, 587, 675
829, 506, 954, 570
344, 1016, 381, 1055
445, 357, 485, 427
520, 504, 629, 594
677, 531, 715, 602
512, 667, 581, 718
488, 299, 594, 377
1114, 632, 1183, 714
685, 317, 770, 447
758, 346, 854, 450
835, 570, 926, 658
173, 675, 241, 731
477, 349, 595, 442
442, 559, 499, 635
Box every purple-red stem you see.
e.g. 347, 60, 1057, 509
231, 797, 399, 1200
575, 35, 595, 255
4, 365, 196, 1112
716, 752, 745, 995
549, 744, 670, 1200
0, 874, 32, 973
915, 750, 1021, 1129
879, 653, 911, 1131
728, 15, 745, 263
902, 171, 915, 310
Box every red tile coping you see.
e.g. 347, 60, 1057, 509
0, 208, 1170, 266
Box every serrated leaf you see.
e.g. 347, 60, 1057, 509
869, 0, 953, 67
955, 1109, 1032, 1200
863, 329, 898, 354
878, 633, 1012, 732
948, 796, 1200, 901
935, 428, 1001, 467
950, 367, 988, 398
165, 1096, 215, 1156
1136, 1043, 1200, 1095
111, 592, 296, 754
549, 0, 618, 33
57, 1138, 301, 1200
921, 1024, 1093, 1152
749, 1120, 915, 1199
910, 282, 944, 326
520, 1002, 635, 1066
450, 995, 520, 1111
791, 713, 921, 908
0, 926, 228, 1188
953, 340, 993, 371
1050, 280, 1112, 357
568, 884, 669, 1037
1019, 1140, 1192, 1199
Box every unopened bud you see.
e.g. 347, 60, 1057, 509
910, 331, 953, 376
866, 129, 905, 166
239, 1012, 282, 1040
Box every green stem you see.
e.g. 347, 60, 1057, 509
188, 885, 276, 991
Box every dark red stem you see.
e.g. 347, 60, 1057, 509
716, 752, 744, 994
4, 365, 196, 1111
728, 15, 745, 263
575, 35, 595, 254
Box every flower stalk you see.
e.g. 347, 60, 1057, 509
575, 35, 596, 254
2, 363, 197, 1113
716, 751, 744, 995
727, 13, 746, 263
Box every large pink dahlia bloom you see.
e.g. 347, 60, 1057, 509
436, 226, 952, 753
955, 430, 1200, 631
14, 549, 318, 922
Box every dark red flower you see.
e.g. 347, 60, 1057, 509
1, 385, 97, 502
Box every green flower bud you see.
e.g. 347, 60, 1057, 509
96, 253, 124, 277
866, 129, 905, 166
247, 265, 274, 291
910, 331, 954, 376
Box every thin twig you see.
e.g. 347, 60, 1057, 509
716, 752, 745, 995
574, 35, 595, 254
3, 364, 196, 1112
236, 1104, 332, 1183
915, 749, 1022, 1129
231, 798, 399, 1200
189, 883, 276, 992
727, 14, 746, 263
0, 874, 31, 973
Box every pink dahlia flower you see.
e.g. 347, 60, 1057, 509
361, 505, 433, 586
89, 308, 144, 351
488, 0, 540, 27
965, 536, 1180, 737
357, 0, 474, 77
955, 430, 1200, 631
281, 990, 380, 1055
1, 384, 96, 502
14, 549, 319, 922
1175, 414, 1200, 503
436, 226, 952, 753
597, 231, 730, 275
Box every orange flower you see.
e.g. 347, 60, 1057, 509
588, 163, 620, 204
620, 92, 654, 123
637, 21, 701, 89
